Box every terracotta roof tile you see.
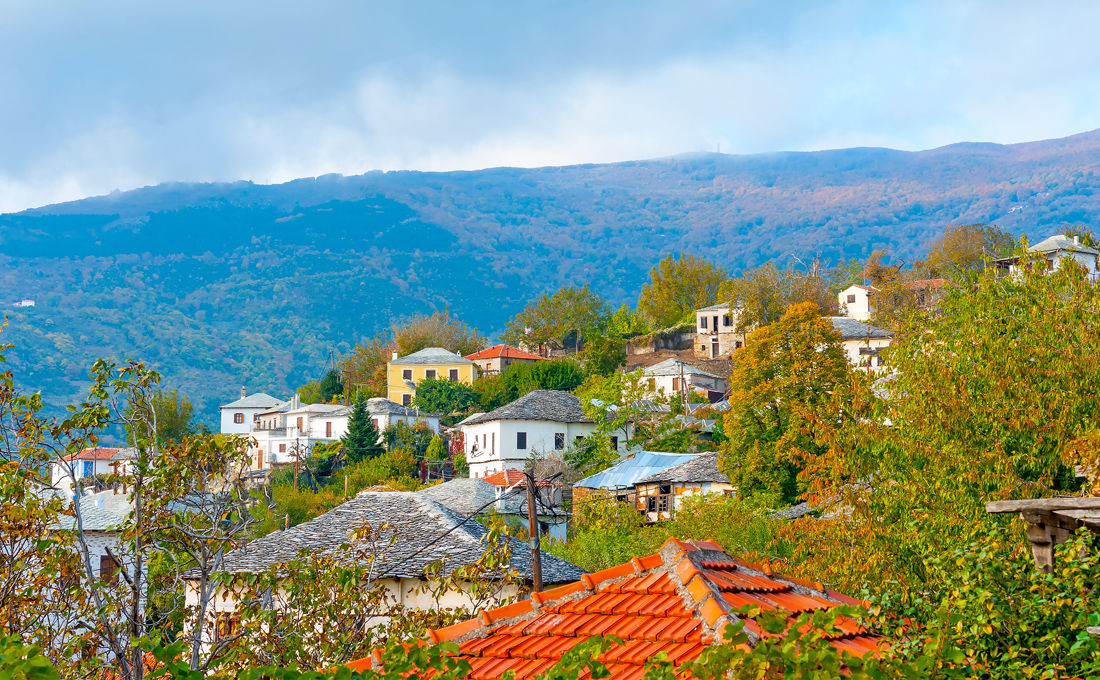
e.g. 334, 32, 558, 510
465, 344, 548, 361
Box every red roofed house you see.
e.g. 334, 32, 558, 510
480, 467, 568, 541
50, 447, 130, 498
347, 538, 881, 679
465, 344, 547, 375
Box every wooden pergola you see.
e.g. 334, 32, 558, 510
985, 496, 1100, 572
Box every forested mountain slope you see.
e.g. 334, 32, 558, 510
3, 128, 1100, 418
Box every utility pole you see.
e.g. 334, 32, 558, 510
524, 469, 543, 592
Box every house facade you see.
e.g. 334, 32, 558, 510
50, 447, 133, 499
837, 285, 875, 321
219, 390, 286, 435
464, 344, 546, 375
632, 452, 734, 522
693, 303, 746, 359
995, 234, 1100, 283
387, 347, 479, 405
458, 390, 629, 479
829, 316, 893, 372
641, 358, 726, 401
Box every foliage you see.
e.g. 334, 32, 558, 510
501, 285, 610, 351
504, 358, 587, 395
605, 303, 649, 336
726, 262, 837, 333
637, 253, 729, 328
338, 337, 392, 400
330, 448, 421, 497
719, 301, 863, 506
297, 368, 345, 404
381, 421, 434, 459
342, 394, 384, 463
547, 493, 659, 571
393, 309, 484, 357
579, 333, 626, 377
125, 388, 196, 444
916, 222, 1015, 279
470, 372, 513, 412
411, 377, 478, 415
425, 434, 447, 461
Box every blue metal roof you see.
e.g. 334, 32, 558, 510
574, 451, 702, 490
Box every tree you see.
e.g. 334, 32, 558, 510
338, 337, 393, 399
411, 378, 478, 416
123, 388, 195, 445
726, 263, 837, 333
504, 358, 587, 395
605, 304, 648, 337
718, 301, 860, 505
917, 223, 1015, 278
580, 334, 626, 377
383, 421, 434, 459
425, 435, 447, 461
637, 253, 728, 328
501, 285, 610, 352
393, 309, 484, 357
297, 368, 345, 404
341, 395, 383, 463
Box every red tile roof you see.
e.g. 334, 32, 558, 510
480, 468, 552, 488
347, 538, 881, 679
465, 344, 547, 362
67, 447, 120, 462
902, 278, 957, 290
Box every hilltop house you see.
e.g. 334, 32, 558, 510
465, 343, 546, 375
458, 390, 629, 480
642, 358, 726, 401
185, 491, 585, 647
693, 303, 745, 359
420, 471, 568, 541
838, 285, 875, 321
387, 347, 479, 406
995, 233, 1100, 283
219, 389, 285, 435
829, 317, 893, 372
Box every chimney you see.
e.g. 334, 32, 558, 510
240, 386, 247, 399
1075, 235, 1081, 246
392, 351, 399, 361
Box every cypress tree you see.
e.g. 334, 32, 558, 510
342, 394, 383, 463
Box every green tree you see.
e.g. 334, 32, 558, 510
718, 301, 858, 505
412, 377, 478, 415
125, 388, 195, 444
341, 395, 384, 463
637, 253, 728, 328
504, 358, 587, 395
393, 309, 484, 356
605, 303, 648, 336
425, 435, 447, 462
338, 337, 392, 399
580, 334, 626, 377
726, 263, 837, 333
501, 285, 610, 352
382, 421, 434, 459
916, 222, 1015, 278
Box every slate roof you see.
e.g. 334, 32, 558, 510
211, 491, 584, 584
828, 317, 893, 340
575, 452, 700, 491
466, 344, 546, 361
695, 302, 731, 312
1029, 234, 1100, 256
390, 347, 474, 365
463, 390, 592, 426
642, 358, 721, 379
636, 453, 728, 485
347, 538, 881, 679
284, 403, 346, 415
57, 491, 132, 532
332, 398, 441, 419
419, 478, 499, 516
221, 392, 284, 409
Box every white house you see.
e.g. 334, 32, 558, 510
50, 447, 134, 499
995, 233, 1100, 283
693, 303, 746, 359
641, 358, 726, 401
829, 317, 893, 372
837, 285, 875, 321
219, 389, 286, 435
459, 390, 629, 480
56, 489, 131, 582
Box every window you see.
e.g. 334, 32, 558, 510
402, 369, 412, 380
723, 315, 732, 327
233, 412, 244, 424
610, 436, 619, 450
554, 433, 565, 450
449, 369, 459, 381
325, 421, 332, 438
735, 340, 743, 349
215, 613, 241, 641
82, 461, 94, 478
425, 369, 436, 379
517, 432, 527, 449
279, 444, 287, 453
491, 432, 495, 455
372, 418, 380, 430
847, 294, 857, 304
402, 394, 411, 406
672, 377, 680, 391
700, 316, 707, 329
99, 554, 119, 585
253, 413, 260, 423
296, 417, 303, 431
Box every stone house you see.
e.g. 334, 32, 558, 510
464, 344, 547, 375
632, 452, 733, 522
828, 317, 893, 373
693, 303, 746, 359
641, 358, 727, 402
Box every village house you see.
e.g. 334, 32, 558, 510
632, 452, 733, 521
347, 538, 881, 679
219, 389, 285, 435
56, 488, 131, 582
693, 302, 746, 359
50, 447, 134, 499
837, 284, 875, 321
458, 390, 629, 480
464, 343, 546, 375
387, 347, 479, 405
995, 233, 1100, 283
573, 450, 699, 506
185, 490, 585, 647
641, 358, 727, 402
829, 316, 893, 372
419, 471, 569, 541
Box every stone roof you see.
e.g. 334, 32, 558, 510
57, 491, 132, 532
636, 452, 728, 485
1029, 234, 1100, 256
575, 452, 700, 490
211, 491, 585, 584
642, 358, 721, 379
462, 390, 592, 426
390, 347, 474, 366
696, 302, 731, 312
418, 478, 499, 516
332, 398, 440, 419
221, 392, 285, 409
284, 403, 346, 416
828, 316, 894, 340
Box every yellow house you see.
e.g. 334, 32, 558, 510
387, 347, 479, 405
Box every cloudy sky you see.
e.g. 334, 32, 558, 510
1, 0, 1099, 212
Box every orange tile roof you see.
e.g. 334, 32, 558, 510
66, 447, 121, 462
465, 344, 547, 362
347, 538, 881, 679
480, 468, 552, 488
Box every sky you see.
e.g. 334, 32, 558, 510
2, 0, 1100, 212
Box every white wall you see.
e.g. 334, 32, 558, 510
219, 406, 268, 435
840, 337, 893, 372
838, 286, 874, 321
463, 418, 631, 479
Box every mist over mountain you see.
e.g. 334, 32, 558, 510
3, 128, 1100, 421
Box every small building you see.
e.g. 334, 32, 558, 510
50, 447, 131, 499
387, 347, 479, 406
632, 452, 733, 522
465, 344, 547, 375
573, 450, 700, 506
219, 389, 285, 435
459, 390, 629, 480
345, 538, 883, 678
837, 285, 876, 321
56, 489, 131, 582
641, 358, 726, 401
995, 234, 1100, 283
828, 317, 893, 373
693, 303, 746, 359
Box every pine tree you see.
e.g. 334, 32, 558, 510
342, 394, 383, 463
425, 434, 447, 461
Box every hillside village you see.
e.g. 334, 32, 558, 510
10, 225, 1100, 679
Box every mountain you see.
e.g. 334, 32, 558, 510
3, 128, 1100, 422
